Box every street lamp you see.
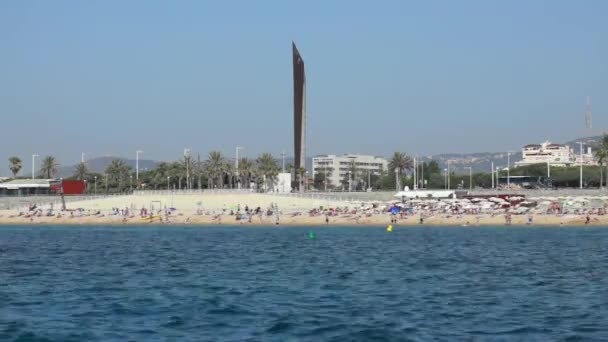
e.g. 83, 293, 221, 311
394, 168, 399, 191
464, 167, 472, 191
491, 161, 494, 189
94, 175, 97, 195
348, 171, 352, 192
507, 152, 511, 189
130, 175, 133, 192
136, 150, 143, 182
236, 146, 243, 189
167, 176, 170, 191
576, 142, 585, 189
447, 160, 452, 190
413, 157, 417, 190
31, 154, 39, 180
444, 168, 448, 189
184, 148, 191, 190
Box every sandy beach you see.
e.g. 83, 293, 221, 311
0, 192, 604, 226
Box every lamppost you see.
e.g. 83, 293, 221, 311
167, 176, 170, 191
236, 146, 243, 189
576, 142, 585, 189
348, 171, 352, 192
130, 175, 133, 192
420, 160, 424, 189
136, 150, 143, 183
444, 168, 448, 189
94, 175, 97, 195
464, 167, 472, 191
507, 152, 511, 189
31, 154, 39, 180
491, 161, 494, 189
413, 157, 417, 190
184, 148, 191, 190
394, 168, 399, 191
496, 166, 500, 188
447, 160, 452, 190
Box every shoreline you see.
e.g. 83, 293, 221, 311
0, 212, 603, 226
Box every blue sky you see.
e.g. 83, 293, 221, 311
0, 0, 606, 174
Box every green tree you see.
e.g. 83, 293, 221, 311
313, 166, 333, 190
424, 160, 440, 176
39, 155, 59, 178
105, 159, 131, 191
594, 134, 608, 187
224, 161, 235, 189
72, 162, 89, 180
389, 152, 413, 190
238, 157, 254, 189
256, 153, 279, 191
8, 156, 22, 177
205, 151, 225, 189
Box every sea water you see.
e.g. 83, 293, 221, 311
1, 225, 607, 341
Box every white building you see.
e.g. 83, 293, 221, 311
274, 173, 292, 193
312, 154, 388, 189
515, 141, 595, 167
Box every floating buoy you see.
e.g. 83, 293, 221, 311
307, 231, 316, 239
386, 225, 393, 232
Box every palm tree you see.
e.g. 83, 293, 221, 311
105, 159, 131, 191
205, 151, 225, 189
73, 162, 89, 180
594, 134, 608, 188
297, 167, 306, 191
39, 155, 59, 178
8, 156, 22, 177
256, 153, 279, 192
238, 157, 254, 189
389, 152, 413, 190
224, 161, 235, 189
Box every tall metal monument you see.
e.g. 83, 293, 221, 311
585, 96, 592, 130
292, 42, 306, 180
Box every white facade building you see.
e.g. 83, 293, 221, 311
312, 154, 388, 189
515, 141, 595, 167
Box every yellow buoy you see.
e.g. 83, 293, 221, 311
386, 225, 393, 232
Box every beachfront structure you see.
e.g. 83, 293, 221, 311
514, 141, 595, 167
312, 154, 388, 189
394, 189, 456, 200
276, 173, 292, 193
292, 42, 306, 177
0, 179, 85, 196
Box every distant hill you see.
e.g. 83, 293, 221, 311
423, 135, 604, 173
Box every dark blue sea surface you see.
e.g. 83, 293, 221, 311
1, 225, 607, 341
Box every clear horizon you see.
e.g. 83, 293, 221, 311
1, 1, 606, 175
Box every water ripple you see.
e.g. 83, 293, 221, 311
0, 225, 607, 341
